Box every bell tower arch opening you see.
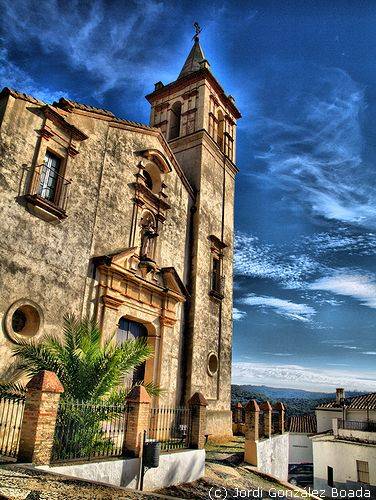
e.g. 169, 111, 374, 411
169, 101, 182, 140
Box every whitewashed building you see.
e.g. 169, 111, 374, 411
312, 389, 376, 498
288, 415, 316, 465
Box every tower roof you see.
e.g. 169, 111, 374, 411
178, 38, 207, 79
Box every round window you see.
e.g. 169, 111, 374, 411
5, 299, 43, 343
207, 352, 219, 376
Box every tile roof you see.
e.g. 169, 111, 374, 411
0, 87, 46, 106
317, 392, 376, 410
288, 415, 317, 434
1, 87, 156, 132
56, 98, 155, 130
56, 97, 116, 117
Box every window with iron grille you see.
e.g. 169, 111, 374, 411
356, 460, 369, 484
38, 151, 62, 202
212, 256, 220, 290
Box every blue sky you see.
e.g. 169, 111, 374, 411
1, 0, 376, 392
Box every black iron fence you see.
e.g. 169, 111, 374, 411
0, 392, 25, 459
52, 399, 128, 463
338, 419, 376, 432
148, 406, 191, 452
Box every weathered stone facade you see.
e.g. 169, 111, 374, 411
0, 35, 240, 436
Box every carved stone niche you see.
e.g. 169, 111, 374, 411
130, 149, 173, 268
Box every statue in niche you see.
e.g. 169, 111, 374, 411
139, 213, 157, 262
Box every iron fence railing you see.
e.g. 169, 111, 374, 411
149, 406, 191, 452
52, 399, 128, 463
0, 393, 25, 459
338, 419, 376, 432
28, 163, 71, 212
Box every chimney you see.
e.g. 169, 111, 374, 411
336, 388, 345, 404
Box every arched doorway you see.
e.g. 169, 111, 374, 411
117, 317, 148, 387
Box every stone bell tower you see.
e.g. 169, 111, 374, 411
146, 25, 241, 435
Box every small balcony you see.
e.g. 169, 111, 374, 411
25, 163, 71, 221
210, 274, 225, 300
336, 419, 376, 444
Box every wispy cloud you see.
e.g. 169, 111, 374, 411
235, 233, 320, 288
252, 65, 376, 228
0, 0, 184, 105
233, 307, 247, 321
362, 352, 376, 355
309, 274, 376, 309
263, 352, 293, 356
238, 294, 316, 322
303, 230, 376, 257
232, 361, 376, 392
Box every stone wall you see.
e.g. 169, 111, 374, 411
0, 90, 192, 406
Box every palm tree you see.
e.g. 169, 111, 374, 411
9, 314, 158, 401
5, 314, 160, 459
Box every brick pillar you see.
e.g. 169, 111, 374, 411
260, 401, 272, 438
18, 370, 64, 465
275, 402, 285, 433
188, 392, 207, 449
234, 402, 243, 423
244, 399, 259, 465
124, 385, 151, 457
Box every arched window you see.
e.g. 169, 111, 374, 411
169, 102, 182, 140
117, 318, 148, 386
143, 163, 162, 194
217, 110, 224, 151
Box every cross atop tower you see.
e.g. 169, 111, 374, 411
193, 22, 202, 41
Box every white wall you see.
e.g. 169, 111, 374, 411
316, 409, 342, 433
289, 433, 313, 464
38, 449, 205, 491
312, 436, 376, 497
316, 409, 376, 433
256, 433, 289, 481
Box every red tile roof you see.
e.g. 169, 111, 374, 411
288, 415, 317, 434
317, 393, 376, 410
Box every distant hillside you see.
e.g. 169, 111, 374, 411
238, 385, 335, 400
231, 385, 366, 417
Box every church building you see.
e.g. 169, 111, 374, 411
0, 31, 241, 435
